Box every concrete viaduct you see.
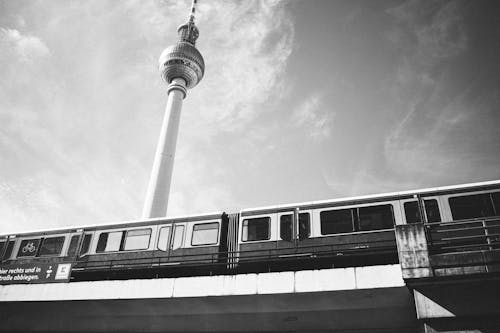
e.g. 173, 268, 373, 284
1, 224, 499, 332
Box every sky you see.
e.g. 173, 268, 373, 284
0, 0, 499, 233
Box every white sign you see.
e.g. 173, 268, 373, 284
55, 263, 72, 280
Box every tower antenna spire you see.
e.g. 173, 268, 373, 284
188, 0, 197, 23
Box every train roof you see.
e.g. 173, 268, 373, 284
240, 179, 500, 215
0, 211, 223, 238
2, 179, 499, 238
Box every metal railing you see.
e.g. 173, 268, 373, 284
425, 216, 500, 254
72, 232, 397, 273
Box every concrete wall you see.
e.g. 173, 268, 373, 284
0, 264, 404, 301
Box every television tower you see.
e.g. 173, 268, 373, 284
142, 0, 205, 218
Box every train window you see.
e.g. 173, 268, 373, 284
157, 226, 171, 251
172, 225, 184, 250
124, 229, 151, 251
192, 222, 219, 246
404, 200, 441, 223
299, 213, 311, 240
280, 213, 311, 241
3, 240, 15, 260
96, 231, 123, 253
280, 215, 293, 241
320, 209, 354, 235
38, 236, 65, 256
449, 194, 495, 220
358, 204, 394, 231
0, 241, 5, 261
17, 238, 41, 257
96, 233, 107, 252
242, 217, 270, 241
404, 201, 421, 223
80, 234, 92, 255
425, 199, 441, 223
67, 235, 80, 257
492, 192, 500, 215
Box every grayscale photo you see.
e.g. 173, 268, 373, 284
0, 0, 499, 332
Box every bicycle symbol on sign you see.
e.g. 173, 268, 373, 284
22, 242, 36, 253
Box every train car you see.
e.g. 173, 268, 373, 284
234, 180, 500, 270
0, 180, 499, 281
74, 212, 230, 280
236, 192, 401, 271
0, 212, 229, 280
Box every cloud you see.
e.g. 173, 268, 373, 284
319, 0, 498, 196
0, 28, 50, 63
0, 179, 61, 231
168, 147, 236, 216
386, 0, 468, 75
415, 2, 467, 61
185, 0, 295, 131
380, 0, 485, 184
292, 93, 334, 142
0, 0, 295, 232
383, 82, 475, 177
150, 1, 295, 215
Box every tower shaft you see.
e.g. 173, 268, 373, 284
142, 0, 204, 219
142, 78, 187, 218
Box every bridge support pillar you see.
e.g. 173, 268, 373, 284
419, 323, 482, 333
395, 223, 433, 279
411, 279, 500, 332
395, 223, 500, 332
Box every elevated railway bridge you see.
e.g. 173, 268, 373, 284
0, 217, 499, 332
1, 181, 500, 332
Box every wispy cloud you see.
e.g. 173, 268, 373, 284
386, 0, 468, 56
2, 0, 497, 234
0, 0, 295, 232
186, 0, 294, 131
0, 28, 50, 63
380, 0, 489, 185
321, 0, 498, 196
166, 1, 295, 215
292, 93, 334, 142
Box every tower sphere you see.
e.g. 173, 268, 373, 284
158, 24, 205, 89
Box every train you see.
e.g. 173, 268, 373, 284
1, 180, 499, 282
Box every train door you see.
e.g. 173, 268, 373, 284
277, 209, 312, 251
66, 232, 82, 258
401, 196, 447, 251
401, 196, 443, 224
157, 223, 185, 263
78, 232, 94, 256
277, 211, 296, 251
296, 209, 313, 250
238, 214, 277, 261
169, 223, 186, 263
422, 196, 443, 223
